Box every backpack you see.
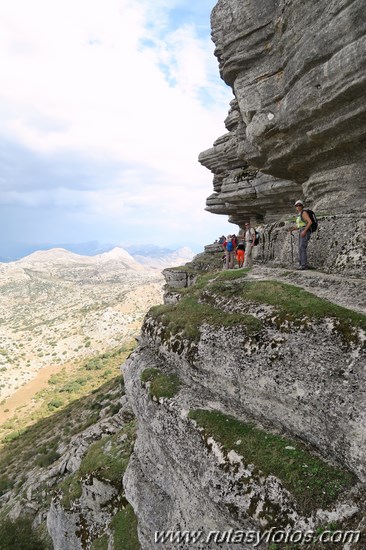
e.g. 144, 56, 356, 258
254, 230, 260, 246
302, 208, 318, 232
226, 240, 234, 252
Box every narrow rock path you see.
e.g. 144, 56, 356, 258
248, 265, 366, 315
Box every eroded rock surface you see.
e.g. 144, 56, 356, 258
123, 268, 366, 549
256, 213, 366, 277
200, 0, 366, 223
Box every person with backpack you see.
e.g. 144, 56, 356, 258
288, 200, 316, 270
223, 234, 236, 269
243, 221, 256, 268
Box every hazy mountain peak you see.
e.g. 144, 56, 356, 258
97, 247, 136, 262
16, 248, 82, 264
131, 246, 195, 270
2, 243, 196, 272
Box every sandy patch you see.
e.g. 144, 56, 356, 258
0, 362, 67, 425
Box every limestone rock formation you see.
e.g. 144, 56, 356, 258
257, 213, 366, 277
200, 0, 366, 224
3, 3, 366, 548
123, 267, 366, 548
122, 4, 366, 537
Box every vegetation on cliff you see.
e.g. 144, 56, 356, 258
0, 341, 135, 445
141, 368, 181, 399
150, 269, 262, 342
151, 267, 366, 349
189, 409, 356, 515
0, 369, 139, 550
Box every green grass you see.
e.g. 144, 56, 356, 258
141, 368, 180, 399
189, 409, 356, 515
59, 419, 136, 509
34, 439, 60, 467
140, 368, 160, 383
150, 294, 260, 344
58, 473, 82, 509
187, 267, 249, 291
189, 268, 250, 294
218, 279, 365, 324
90, 534, 109, 550
0, 476, 14, 497
110, 504, 140, 550
79, 420, 136, 485
0, 517, 51, 550
149, 269, 260, 343
210, 280, 366, 345
0, 388, 139, 546
0, 376, 125, 498
162, 270, 365, 348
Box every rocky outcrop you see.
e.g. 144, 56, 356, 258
0, 379, 138, 550
200, 0, 366, 224
123, 267, 366, 548
3, 3, 366, 549
256, 212, 366, 277
162, 245, 226, 301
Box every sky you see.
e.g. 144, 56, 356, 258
0, 0, 234, 255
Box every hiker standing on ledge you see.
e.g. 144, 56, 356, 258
223, 234, 236, 269
288, 200, 312, 270
243, 221, 256, 268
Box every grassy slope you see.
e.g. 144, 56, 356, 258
0, 340, 136, 445
0, 344, 141, 549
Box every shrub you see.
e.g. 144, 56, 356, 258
35, 450, 61, 467
0, 517, 48, 550
47, 398, 64, 411
0, 476, 14, 496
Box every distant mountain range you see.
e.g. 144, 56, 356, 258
0, 245, 169, 402
0, 244, 195, 271
128, 246, 195, 270
0, 241, 198, 263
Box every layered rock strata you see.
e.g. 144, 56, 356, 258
200, 0, 366, 224
123, 269, 366, 549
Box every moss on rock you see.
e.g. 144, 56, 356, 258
141, 368, 180, 400
189, 409, 356, 515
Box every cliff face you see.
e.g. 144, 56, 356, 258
256, 213, 366, 277
200, 0, 366, 224
123, 267, 366, 548
123, 268, 366, 549
121, 3, 366, 547
3, 3, 366, 548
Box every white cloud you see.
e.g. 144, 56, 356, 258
0, 0, 233, 249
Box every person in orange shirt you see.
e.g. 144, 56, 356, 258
236, 230, 245, 268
